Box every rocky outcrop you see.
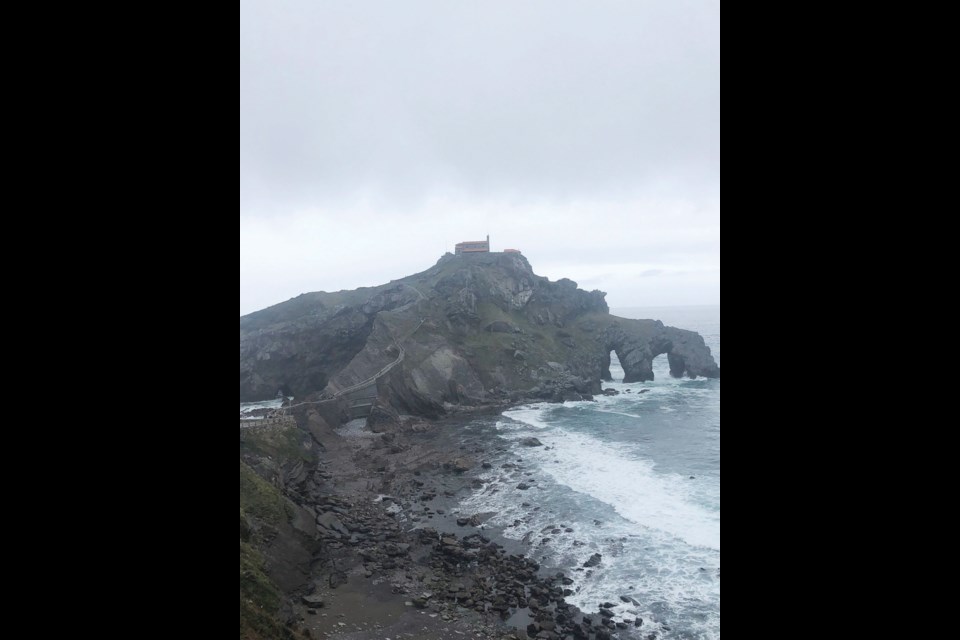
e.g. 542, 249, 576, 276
240, 286, 421, 400
240, 253, 719, 415
599, 319, 722, 383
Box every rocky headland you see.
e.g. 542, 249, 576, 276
239, 254, 720, 640
241, 253, 719, 411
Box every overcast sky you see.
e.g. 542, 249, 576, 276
240, 0, 720, 316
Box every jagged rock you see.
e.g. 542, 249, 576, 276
520, 437, 544, 447
601, 320, 721, 383
316, 512, 350, 536
301, 595, 325, 608
584, 554, 603, 568
368, 401, 402, 433
448, 457, 475, 474
241, 253, 718, 408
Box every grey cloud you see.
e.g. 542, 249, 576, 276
240, 0, 720, 210
240, 1, 720, 314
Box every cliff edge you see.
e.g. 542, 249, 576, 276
240, 253, 719, 414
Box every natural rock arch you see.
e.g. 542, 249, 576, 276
601, 319, 720, 383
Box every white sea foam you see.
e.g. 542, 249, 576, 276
240, 399, 285, 411
462, 448, 721, 638
502, 405, 553, 429
596, 409, 644, 419
537, 430, 719, 550
462, 408, 721, 638
493, 400, 720, 551
463, 311, 721, 638
562, 400, 602, 409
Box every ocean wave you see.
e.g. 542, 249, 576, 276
461, 445, 721, 639
499, 426, 720, 551
596, 409, 644, 419
501, 405, 554, 430
240, 399, 285, 416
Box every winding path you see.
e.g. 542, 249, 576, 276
242, 318, 426, 426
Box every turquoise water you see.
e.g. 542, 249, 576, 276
461, 306, 721, 639
238, 306, 722, 637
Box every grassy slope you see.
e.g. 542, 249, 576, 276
240, 424, 316, 640
241, 424, 316, 472
240, 536, 286, 640
460, 304, 603, 387
240, 461, 289, 640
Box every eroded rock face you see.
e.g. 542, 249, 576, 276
600, 320, 721, 383
240, 253, 719, 408
240, 304, 374, 400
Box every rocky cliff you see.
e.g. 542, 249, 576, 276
240, 253, 719, 413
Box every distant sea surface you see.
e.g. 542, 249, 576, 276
459, 305, 721, 639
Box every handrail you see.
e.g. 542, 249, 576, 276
277, 318, 426, 412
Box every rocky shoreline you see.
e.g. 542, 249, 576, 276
241, 255, 720, 640
241, 403, 655, 640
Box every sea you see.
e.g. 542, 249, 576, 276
239, 398, 285, 421
239, 305, 721, 639
458, 305, 721, 639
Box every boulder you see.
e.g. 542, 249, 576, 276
448, 457, 475, 473
316, 512, 350, 536
301, 595, 325, 608
329, 572, 348, 589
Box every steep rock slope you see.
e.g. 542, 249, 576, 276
240, 253, 719, 412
